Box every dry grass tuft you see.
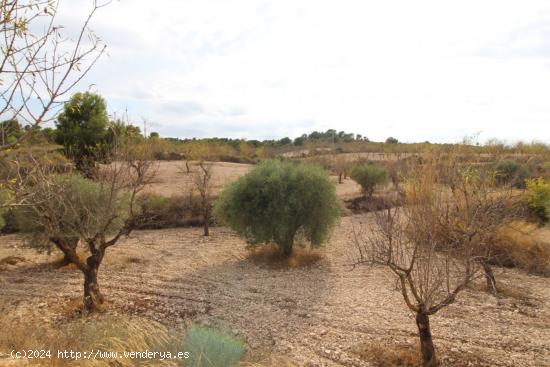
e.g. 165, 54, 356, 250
492, 220, 550, 275
0, 311, 182, 366
352, 342, 420, 367
246, 244, 323, 268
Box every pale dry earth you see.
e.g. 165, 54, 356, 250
0, 215, 549, 366
145, 161, 363, 200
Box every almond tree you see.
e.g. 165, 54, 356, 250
353, 154, 522, 365
353, 160, 481, 366
21, 148, 154, 312
192, 161, 213, 236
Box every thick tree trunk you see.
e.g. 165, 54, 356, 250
416, 312, 438, 367
83, 253, 104, 312
482, 261, 498, 296
338, 173, 343, 184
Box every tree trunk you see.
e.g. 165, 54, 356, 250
83, 253, 104, 312
416, 312, 438, 367
482, 261, 498, 296
202, 199, 210, 236
282, 245, 292, 257
203, 211, 209, 236
338, 173, 343, 184
185, 161, 190, 173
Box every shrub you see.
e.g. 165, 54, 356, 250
214, 159, 340, 256
493, 159, 530, 188
491, 220, 550, 275
526, 177, 550, 222
350, 164, 390, 198
136, 193, 205, 229
184, 324, 245, 367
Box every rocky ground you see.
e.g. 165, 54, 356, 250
0, 215, 549, 366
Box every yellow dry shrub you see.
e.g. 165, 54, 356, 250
492, 220, 550, 275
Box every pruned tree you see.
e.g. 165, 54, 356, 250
333, 154, 350, 184
352, 154, 523, 365
193, 161, 213, 236
350, 163, 389, 198
0, 0, 108, 153
20, 146, 154, 312
214, 159, 341, 257
353, 164, 481, 366
437, 160, 523, 295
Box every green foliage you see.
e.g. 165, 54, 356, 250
135, 194, 208, 229
183, 325, 245, 367
526, 178, 550, 222
0, 119, 23, 145
17, 174, 130, 252
493, 159, 530, 188
214, 159, 340, 256
385, 137, 399, 144
55, 92, 110, 171
0, 188, 12, 230
350, 164, 390, 197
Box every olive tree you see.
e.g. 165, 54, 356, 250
350, 163, 389, 198
21, 152, 154, 312
214, 159, 340, 256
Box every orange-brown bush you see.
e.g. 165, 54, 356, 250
352, 343, 420, 367
490, 220, 550, 275
246, 243, 323, 268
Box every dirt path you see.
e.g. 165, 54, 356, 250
1, 216, 549, 366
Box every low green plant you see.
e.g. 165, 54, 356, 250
214, 159, 340, 256
526, 177, 550, 221
494, 159, 530, 188
350, 164, 390, 198
184, 325, 245, 367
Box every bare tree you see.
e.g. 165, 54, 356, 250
353, 161, 482, 366
352, 153, 524, 365
21, 146, 154, 312
193, 161, 213, 236
0, 0, 107, 152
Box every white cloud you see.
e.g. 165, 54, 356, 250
59, 0, 550, 142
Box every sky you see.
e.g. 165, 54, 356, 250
57, 0, 550, 143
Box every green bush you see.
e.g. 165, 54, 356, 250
526, 178, 550, 222
136, 194, 205, 229
183, 325, 245, 367
214, 159, 340, 256
350, 164, 390, 198
493, 159, 530, 188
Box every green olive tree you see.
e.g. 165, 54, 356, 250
350, 164, 389, 198
214, 159, 340, 256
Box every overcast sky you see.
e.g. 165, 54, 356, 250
60, 0, 550, 143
